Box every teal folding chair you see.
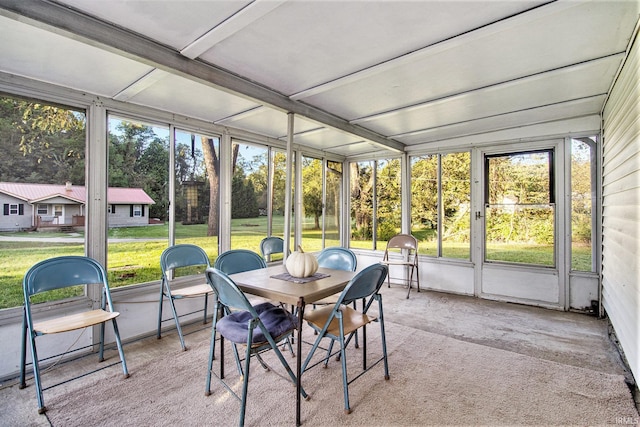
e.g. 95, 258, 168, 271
158, 244, 212, 351
215, 249, 294, 356
19, 256, 129, 414
214, 249, 267, 274
259, 236, 285, 262
301, 263, 389, 415
204, 267, 306, 427
316, 246, 357, 272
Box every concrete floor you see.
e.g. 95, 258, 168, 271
1, 285, 634, 426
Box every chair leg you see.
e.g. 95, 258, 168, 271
157, 286, 165, 340
111, 318, 129, 378
168, 296, 187, 351
19, 308, 27, 389
205, 316, 218, 396
238, 329, 254, 427
202, 295, 209, 325
377, 296, 390, 380
28, 335, 46, 414
338, 321, 352, 415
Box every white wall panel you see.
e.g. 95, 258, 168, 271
602, 30, 640, 389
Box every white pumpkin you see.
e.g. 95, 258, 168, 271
286, 246, 319, 278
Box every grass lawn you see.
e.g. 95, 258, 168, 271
0, 220, 592, 309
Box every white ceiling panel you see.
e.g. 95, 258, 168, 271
353, 55, 623, 137
122, 71, 261, 123
199, 0, 546, 95
217, 106, 320, 139
296, 1, 637, 120
0, 14, 152, 97
56, 0, 252, 51
395, 95, 608, 145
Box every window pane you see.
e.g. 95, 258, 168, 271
350, 161, 374, 249
410, 155, 438, 256
485, 151, 555, 267
301, 156, 323, 252
442, 152, 471, 259
376, 159, 402, 247
571, 137, 595, 272
325, 160, 342, 247
270, 149, 288, 240
174, 130, 219, 261
0, 95, 86, 308
230, 142, 267, 253
108, 116, 169, 287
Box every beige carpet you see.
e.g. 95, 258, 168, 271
46, 320, 637, 426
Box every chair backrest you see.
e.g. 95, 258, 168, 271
160, 244, 211, 279
260, 236, 285, 259
205, 267, 256, 315
338, 263, 388, 306
316, 247, 357, 272
385, 234, 418, 252
214, 249, 267, 275
23, 256, 113, 307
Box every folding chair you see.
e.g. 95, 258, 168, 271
204, 267, 306, 427
301, 263, 389, 415
215, 249, 294, 356
259, 236, 285, 262
158, 244, 212, 351
214, 249, 267, 275
381, 233, 420, 298
19, 256, 129, 414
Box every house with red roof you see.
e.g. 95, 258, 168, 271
0, 182, 155, 231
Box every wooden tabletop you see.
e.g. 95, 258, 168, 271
230, 264, 355, 306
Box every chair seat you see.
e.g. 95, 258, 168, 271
380, 259, 414, 267
218, 302, 296, 346
33, 309, 120, 335
170, 283, 211, 297
304, 305, 376, 337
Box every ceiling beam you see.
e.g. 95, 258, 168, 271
0, 0, 404, 153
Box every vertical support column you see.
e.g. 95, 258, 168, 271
284, 113, 294, 257
219, 130, 232, 253
401, 153, 410, 234
168, 125, 176, 247
85, 100, 108, 281
86, 100, 108, 348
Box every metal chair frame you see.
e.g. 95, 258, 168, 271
204, 267, 306, 427
158, 244, 212, 351
259, 236, 285, 262
19, 256, 129, 414
301, 263, 389, 415
381, 233, 420, 298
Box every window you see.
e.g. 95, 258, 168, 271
571, 137, 596, 272
0, 94, 86, 309
349, 158, 401, 250
485, 150, 555, 267
108, 115, 169, 288
410, 151, 470, 260
174, 129, 219, 261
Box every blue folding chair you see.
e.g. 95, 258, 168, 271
158, 244, 212, 351
259, 236, 285, 262
301, 263, 389, 415
214, 249, 267, 274
19, 256, 129, 414
316, 246, 357, 272
215, 249, 294, 356
204, 267, 306, 427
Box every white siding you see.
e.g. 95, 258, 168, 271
602, 30, 640, 387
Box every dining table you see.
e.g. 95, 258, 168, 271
229, 263, 356, 426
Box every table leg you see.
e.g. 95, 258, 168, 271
296, 296, 305, 426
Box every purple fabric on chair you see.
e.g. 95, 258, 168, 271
217, 302, 297, 344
